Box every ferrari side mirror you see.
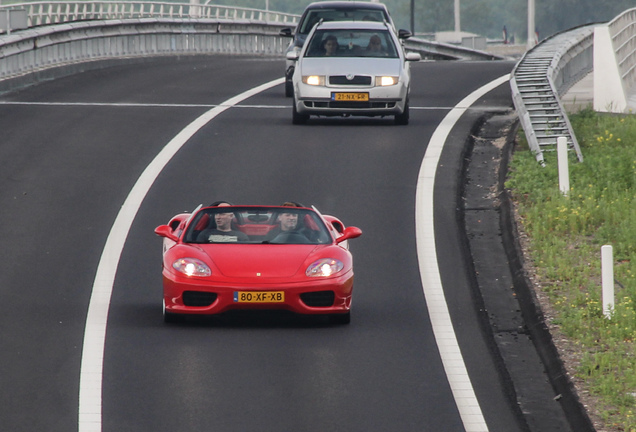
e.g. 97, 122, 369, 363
155, 225, 179, 242
336, 226, 362, 243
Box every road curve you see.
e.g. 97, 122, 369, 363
0, 55, 536, 432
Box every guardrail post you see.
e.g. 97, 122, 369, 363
601, 245, 615, 319
557, 136, 570, 196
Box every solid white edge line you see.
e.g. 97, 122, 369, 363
415, 74, 510, 432
78, 77, 284, 432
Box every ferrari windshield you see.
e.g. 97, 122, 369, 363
305, 29, 398, 58
183, 206, 332, 244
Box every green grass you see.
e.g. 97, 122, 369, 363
507, 108, 636, 431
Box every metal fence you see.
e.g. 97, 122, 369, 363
0, 1, 298, 30
0, 2, 506, 94
0, 18, 292, 93
510, 25, 595, 164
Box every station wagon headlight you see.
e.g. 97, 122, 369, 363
306, 258, 344, 277
173, 258, 211, 277
376, 76, 399, 86
302, 75, 325, 86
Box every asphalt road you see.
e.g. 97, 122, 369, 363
0, 55, 536, 431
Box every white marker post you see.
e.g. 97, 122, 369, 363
601, 245, 615, 319
557, 136, 570, 196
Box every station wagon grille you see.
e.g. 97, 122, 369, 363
300, 291, 335, 307
304, 101, 397, 109
332, 101, 396, 109
183, 291, 217, 307
329, 75, 372, 85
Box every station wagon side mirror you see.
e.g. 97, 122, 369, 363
336, 226, 362, 244
155, 225, 179, 242
286, 51, 300, 61
406, 52, 421, 62
398, 29, 413, 39
279, 28, 293, 37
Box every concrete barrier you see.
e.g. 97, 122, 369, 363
594, 7, 636, 113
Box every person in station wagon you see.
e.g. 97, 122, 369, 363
197, 202, 248, 243
323, 35, 339, 56
366, 34, 387, 56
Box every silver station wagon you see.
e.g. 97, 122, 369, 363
279, 1, 396, 98
287, 20, 420, 125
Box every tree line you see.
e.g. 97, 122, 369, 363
209, 0, 635, 42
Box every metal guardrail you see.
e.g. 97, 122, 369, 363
403, 37, 503, 61
0, 1, 502, 61
510, 25, 595, 164
0, 1, 298, 30
0, 2, 505, 94
0, 18, 291, 92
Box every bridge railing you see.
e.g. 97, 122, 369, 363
510, 25, 594, 163
0, 17, 293, 93
510, 5, 636, 163
0, 2, 502, 94
0, 1, 299, 30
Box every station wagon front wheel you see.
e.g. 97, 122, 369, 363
292, 103, 309, 125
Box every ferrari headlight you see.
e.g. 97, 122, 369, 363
172, 258, 211, 277
376, 76, 399, 86
306, 258, 344, 277
302, 75, 325, 86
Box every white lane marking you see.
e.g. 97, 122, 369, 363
78, 77, 284, 432
0, 101, 473, 111
0, 101, 289, 108
415, 74, 510, 432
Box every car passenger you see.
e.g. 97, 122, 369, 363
265, 202, 309, 243
197, 202, 248, 243
366, 34, 386, 56
323, 35, 339, 56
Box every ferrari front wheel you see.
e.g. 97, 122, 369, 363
163, 300, 185, 324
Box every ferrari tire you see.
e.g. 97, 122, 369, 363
330, 311, 351, 325
292, 102, 309, 125
394, 99, 410, 125
163, 300, 185, 324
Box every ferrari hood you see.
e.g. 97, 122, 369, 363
202, 244, 320, 278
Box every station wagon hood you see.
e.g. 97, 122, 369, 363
202, 244, 320, 278
300, 57, 402, 78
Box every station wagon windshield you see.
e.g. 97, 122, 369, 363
306, 29, 398, 58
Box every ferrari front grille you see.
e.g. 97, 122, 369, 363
300, 291, 335, 307
183, 291, 217, 307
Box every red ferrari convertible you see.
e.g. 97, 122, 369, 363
154, 204, 362, 324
